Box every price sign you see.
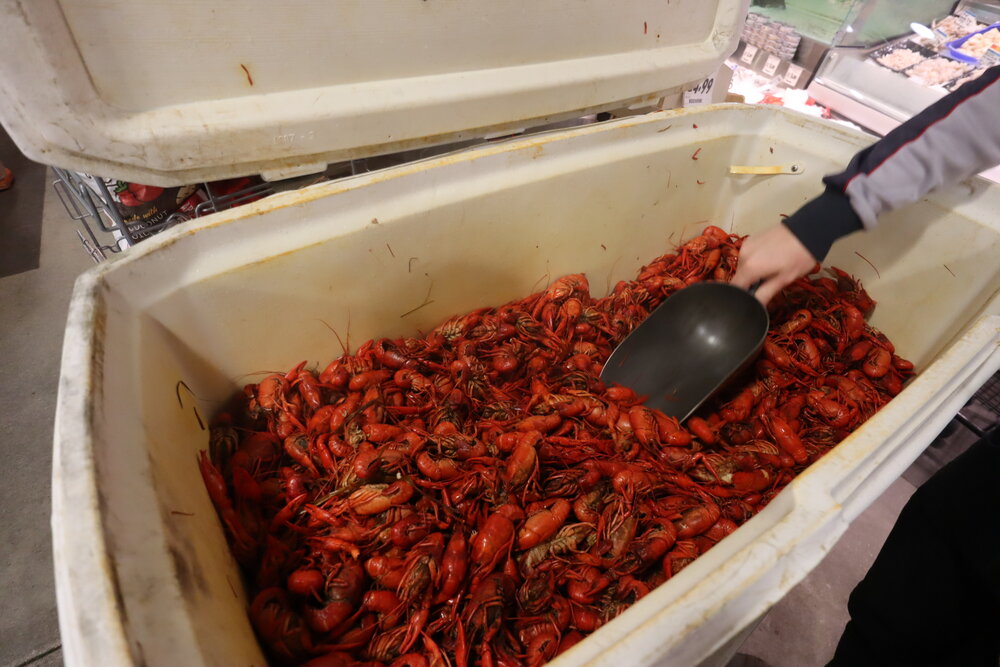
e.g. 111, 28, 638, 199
960, 10, 978, 22
683, 76, 717, 107
762, 54, 782, 76
783, 64, 805, 87
982, 45, 1000, 67
741, 44, 759, 65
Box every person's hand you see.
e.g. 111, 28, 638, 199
731, 224, 817, 305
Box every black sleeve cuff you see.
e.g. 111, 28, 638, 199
781, 187, 864, 262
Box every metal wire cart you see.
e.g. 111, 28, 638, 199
47, 133, 544, 263
52, 168, 275, 262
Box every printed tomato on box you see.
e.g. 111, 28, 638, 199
110, 180, 207, 228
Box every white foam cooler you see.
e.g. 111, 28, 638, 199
3, 1, 999, 666
52, 104, 1000, 667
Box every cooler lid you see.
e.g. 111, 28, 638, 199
0, 0, 747, 185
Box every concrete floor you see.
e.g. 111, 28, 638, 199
0, 133, 992, 667
1, 142, 91, 667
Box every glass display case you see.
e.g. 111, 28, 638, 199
807, 0, 1000, 134
734, 0, 964, 91
751, 0, 961, 47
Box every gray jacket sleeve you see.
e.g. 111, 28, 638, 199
784, 65, 1000, 261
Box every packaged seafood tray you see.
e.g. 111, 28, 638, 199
932, 13, 985, 41
945, 22, 1000, 64
868, 42, 938, 74
3, 1, 1000, 666
906, 56, 973, 88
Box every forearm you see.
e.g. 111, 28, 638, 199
786, 64, 1000, 261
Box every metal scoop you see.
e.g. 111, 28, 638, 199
600, 282, 768, 421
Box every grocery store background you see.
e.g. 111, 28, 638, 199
3, 0, 1000, 666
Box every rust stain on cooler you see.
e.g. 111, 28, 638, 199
240, 64, 254, 86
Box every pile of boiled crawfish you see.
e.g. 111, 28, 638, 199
201, 225, 913, 667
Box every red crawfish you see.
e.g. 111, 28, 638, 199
463, 572, 514, 644
435, 529, 468, 603
197, 452, 258, 565
250, 588, 314, 662
302, 559, 366, 633
564, 565, 611, 605
343, 480, 415, 515
518, 498, 571, 550
397, 532, 445, 606
763, 413, 808, 465
471, 511, 516, 580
